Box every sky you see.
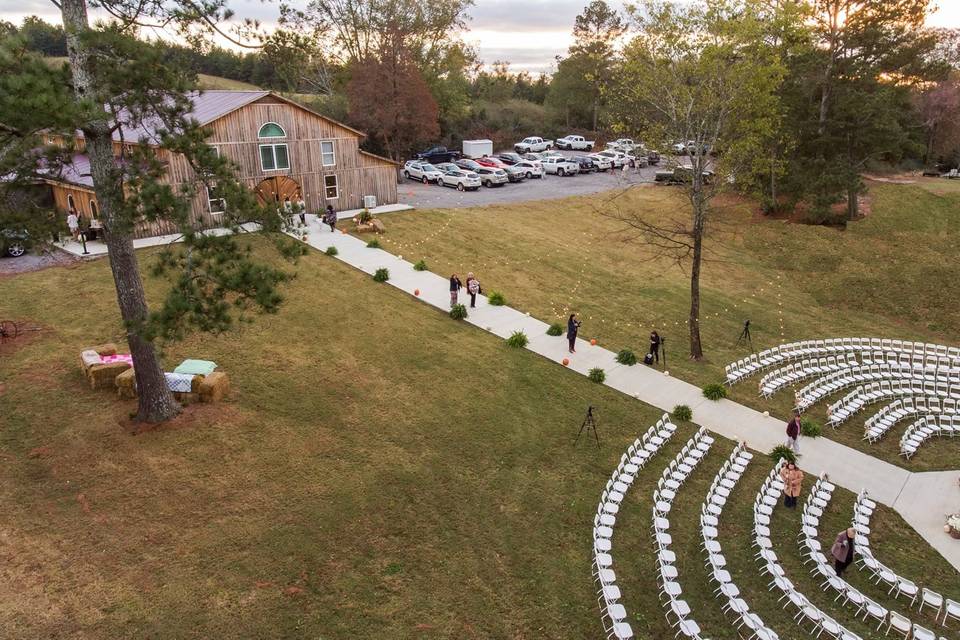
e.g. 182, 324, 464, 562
4, 0, 960, 74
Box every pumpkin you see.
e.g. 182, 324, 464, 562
562, 358, 569, 366
590, 338, 597, 346
414, 289, 420, 296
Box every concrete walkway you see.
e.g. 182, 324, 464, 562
301, 217, 960, 573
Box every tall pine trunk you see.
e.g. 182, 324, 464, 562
688, 187, 705, 361
61, 0, 180, 423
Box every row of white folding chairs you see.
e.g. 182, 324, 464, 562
594, 414, 678, 640
899, 415, 960, 459
725, 338, 960, 385
861, 397, 959, 442
796, 364, 960, 412
652, 427, 714, 640
799, 478, 938, 640
758, 354, 858, 398
701, 444, 780, 639
819, 378, 960, 423
752, 463, 862, 639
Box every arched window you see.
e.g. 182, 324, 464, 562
258, 122, 286, 138
89, 199, 99, 219
67, 194, 76, 212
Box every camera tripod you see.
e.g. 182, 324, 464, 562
736, 320, 753, 349
575, 405, 600, 449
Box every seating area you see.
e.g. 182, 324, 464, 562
900, 415, 960, 458
652, 426, 714, 639
758, 354, 858, 398
860, 397, 958, 442
594, 414, 678, 640
794, 365, 959, 413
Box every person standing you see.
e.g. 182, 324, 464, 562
465, 272, 481, 308
323, 205, 337, 232
779, 462, 804, 508
66, 209, 80, 241
567, 313, 581, 354
649, 331, 662, 364
831, 528, 856, 576
786, 411, 802, 455
296, 196, 306, 225
449, 274, 463, 307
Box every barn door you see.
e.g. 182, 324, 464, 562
255, 176, 301, 207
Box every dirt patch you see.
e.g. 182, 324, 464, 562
123, 401, 243, 436
863, 173, 917, 184
0, 321, 48, 358
0, 249, 78, 277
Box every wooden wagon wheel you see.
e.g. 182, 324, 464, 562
0, 320, 18, 343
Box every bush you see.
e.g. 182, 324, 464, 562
769, 444, 797, 465
413, 259, 428, 271
588, 367, 606, 384
616, 349, 638, 366
672, 405, 693, 422
702, 383, 728, 401
449, 304, 468, 320
366, 238, 381, 248
506, 331, 529, 348
488, 291, 506, 306
325, 246, 338, 256
357, 209, 373, 224
373, 267, 389, 282
546, 323, 564, 336
801, 417, 822, 438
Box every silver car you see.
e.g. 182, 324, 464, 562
440, 169, 481, 191
474, 167, 509, 187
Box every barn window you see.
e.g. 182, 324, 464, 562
324, 175, 338, 199
321, 141, 335, 166
67, 194, 76, 212
89, 199, 99, 219
258, 122, 286, 138
207, 184, 226, 214
259, 143, 290, 171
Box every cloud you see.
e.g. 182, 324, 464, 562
467, 0, 605, 32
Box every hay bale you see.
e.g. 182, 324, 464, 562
199, 372, 230, 403
85, 343, 118, 357
115, 368, 137, 399
370, 218, 385, 233
89, 362, 130, 390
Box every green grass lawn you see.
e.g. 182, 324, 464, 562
1, 239, 957, 638
364, 182, 960, 471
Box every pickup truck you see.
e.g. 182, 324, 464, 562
655, 165, 715, 184
416, 145, 461, 164
514, 136, 554, 154
606, 138, 636, 152
556, 135, 595, 151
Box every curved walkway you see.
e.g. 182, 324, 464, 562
301, 217, 960, 572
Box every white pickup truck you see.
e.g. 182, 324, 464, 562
514, 136, 554, 154
556, 135, 595, 151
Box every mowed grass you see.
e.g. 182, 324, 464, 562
1, 240, 958, 638
368, 182, 960, 470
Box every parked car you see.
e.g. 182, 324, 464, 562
512, 160, 544, 179
672, 141, 691, 154
497, 152, 524, 165
556, 135, 595, 151
594, 149, 630, 168
434, 162, 459, 174
540, 156, 579, 176
454, 158, 483, 172
1, 228, 29, 258
606, 138, 636, 153
645, 149, 661, 165
588, 153, 614, 171
403, 160, 443, 184
485, 159, 527, 182
417, 145, 461, 164
474, 166, 509, 187
474, 156, 501, 168
440, 169, 482, 191
654, 165, 714, 184
520, 152, 545, 163
514, 136, 554, 154
571, 155, 597, 173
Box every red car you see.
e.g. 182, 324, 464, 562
474, 156, 502, 168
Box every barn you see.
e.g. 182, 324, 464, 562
45, 90, 398, 239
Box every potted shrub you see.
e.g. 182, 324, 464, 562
672, 405, 693, 422
449, 304, 468, 320
546, 323, 564, 336
373, 267, 389, 282
506, 331, 528, 348
588, 368, 606, 384
616, 349, 638, 366
702, 383, 728, 401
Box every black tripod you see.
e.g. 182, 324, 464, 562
575, 405, 600, 449
736, 320, 753, 349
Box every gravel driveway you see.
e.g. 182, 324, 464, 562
0, 249, 78, 276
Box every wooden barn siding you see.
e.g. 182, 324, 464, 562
51, 183, 97, 220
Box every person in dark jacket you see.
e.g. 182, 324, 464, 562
831, 528, 856, 576
567, 313, 581, 353
323, 205, 337, 232
649, 331, 662, 363
449, 274, 463, 307
786, 411, 801, 455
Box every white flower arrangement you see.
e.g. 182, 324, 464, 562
948, 514, 960, 531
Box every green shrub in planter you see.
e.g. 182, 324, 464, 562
449, 304, 468, 320
488, 291, 506, 306
413, 259, 428, 271
546, 323, 564, 336
366, 238, 381, 248
769, 444, 797, 465
672, 404, 693, 422
588, 367, 606, 384
616, 349, 638, 366
506, 331, 529, 348
800, 417, 822, 438
702, 383, 728, 401
325, 246, 338, 256
373, 267, 389, 282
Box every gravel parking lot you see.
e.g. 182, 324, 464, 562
398, 151, 663, 209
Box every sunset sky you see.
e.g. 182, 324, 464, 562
4, 0, 959, 73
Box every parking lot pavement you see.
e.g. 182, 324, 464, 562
398, 160, 662, 209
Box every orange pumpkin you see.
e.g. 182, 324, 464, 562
414, 289, 420, 296
562, 358, 570, 366
590, 338, 597, 346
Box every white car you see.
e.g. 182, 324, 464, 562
594, 150, 632, 168
607, 138, 636, 152
540, 156, 579, 176
514, 136, 554, 154
513, 160, 544, 179
556, 135, 595, 151
403, 160, 443, 184
474, 166, 509, 187
440, 169, 481, 191
588, 154, 614, 171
